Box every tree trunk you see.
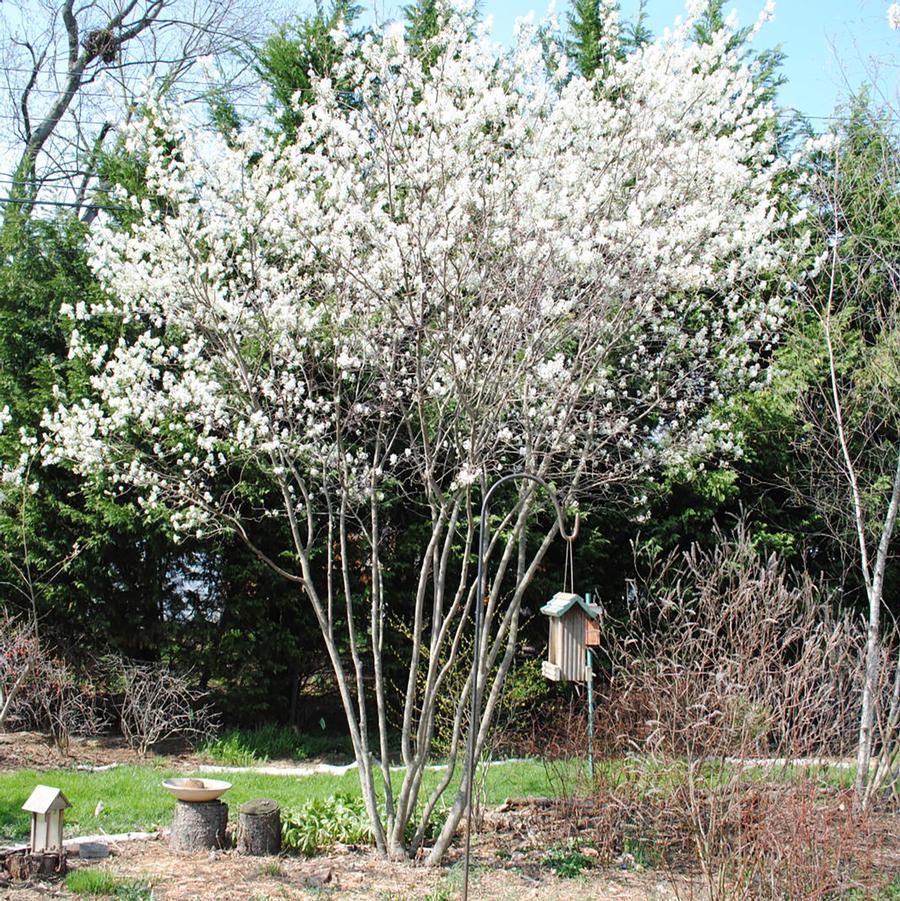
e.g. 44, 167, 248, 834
5, 851, 66, 880
237, 799, 281, 856
288, 664, 300, 727
170, 800, 228, 852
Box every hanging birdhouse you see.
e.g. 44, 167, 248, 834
540, 591, 602, 683
22, 785, 71, 853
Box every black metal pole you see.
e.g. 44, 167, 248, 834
460, 472, 578, 901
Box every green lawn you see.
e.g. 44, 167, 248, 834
0, 759, 559, 842
0, 755, 855, 845
0, 766, 361, 841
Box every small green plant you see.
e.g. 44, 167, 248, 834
622, 833, 662, 870
256, 860, 284, 878
282, 794, 374, 855
65, 869, 152, 899
844, 877, 900, 900
541, 842, 594, 878
112, 882, 153, 901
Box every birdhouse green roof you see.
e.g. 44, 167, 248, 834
540, 591, 601, 620
22, 785, 71, 814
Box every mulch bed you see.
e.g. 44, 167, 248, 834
2, 835, 687, 901
0, 733, 199, 774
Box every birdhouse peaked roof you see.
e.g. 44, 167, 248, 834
540, 591, 601, 620
22, 785, 71, 814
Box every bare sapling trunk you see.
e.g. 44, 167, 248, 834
854, 446, 900, 805
815, 154, 900, 808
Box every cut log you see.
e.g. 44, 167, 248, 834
170, 800, 228, 853
237, 798, 281, 856
5, 850, 66, 880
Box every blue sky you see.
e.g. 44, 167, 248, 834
372, 0, 899, 123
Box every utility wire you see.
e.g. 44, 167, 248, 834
0, 68, 854, 120
0, 195, 127, 212
2, 192, 897, 257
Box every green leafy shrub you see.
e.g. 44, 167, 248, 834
542, 842, 594, 878
281, 794, 374, 855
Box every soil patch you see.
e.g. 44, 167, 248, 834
0, 732, 329, 774
3, 799, 898, 900
1, 836, 686, 901
0, 733, 195, 773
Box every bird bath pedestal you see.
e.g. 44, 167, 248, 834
163, 779, 231, 853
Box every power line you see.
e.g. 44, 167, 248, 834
0, 195, 127, 212
0, 66, 868, 125
2, 193, 897, 255
0, 63, 258, 87
0, 83, 273, 109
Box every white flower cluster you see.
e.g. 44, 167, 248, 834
889, 3, 900, 29
47, 1, 794, 531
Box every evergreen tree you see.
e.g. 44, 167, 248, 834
0, 215, 189, 658
567, 0, 621, 79
693, 0, 786, 106
256, 1, 364, 142
621, 0, 652, 53
405, 0, 442, 50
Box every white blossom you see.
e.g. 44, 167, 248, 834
47, 4, 792, 539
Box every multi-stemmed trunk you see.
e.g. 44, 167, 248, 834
276, 461, 568, 860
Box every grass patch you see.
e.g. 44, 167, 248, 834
199, 725, 353, 766
844, 877, 900, 900
0, 759, 557, 842
65, 869, 151, 899
257, 859, 284, 877
422, 883, 453, 901
621, 833, 663, 870
0, 754, 850, 846
0, 765, 363, 842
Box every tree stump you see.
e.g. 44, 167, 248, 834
6, 850, 66, 880
237, 799, 281, 856
170, 800, 228, 853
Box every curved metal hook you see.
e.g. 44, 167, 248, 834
462, 470, 579, 901
478, 471, 579, 544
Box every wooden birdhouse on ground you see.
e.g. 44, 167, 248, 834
540, 591, 602, 683
22, 785, 71, 853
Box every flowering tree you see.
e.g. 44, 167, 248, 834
48, 3, 795, 861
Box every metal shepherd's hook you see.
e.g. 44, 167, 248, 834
461, 472, 579, 901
